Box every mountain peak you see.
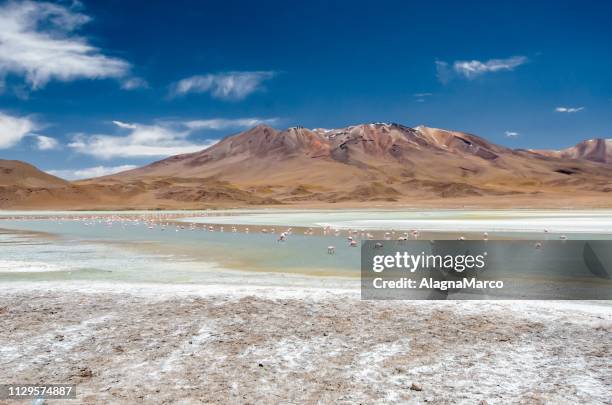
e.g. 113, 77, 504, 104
0, 159, 68, 187
252, 123, 277, 131
545, 137, 612, 164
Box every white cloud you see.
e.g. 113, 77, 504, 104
47, 165, 138, 180
505, 131, 519, 137
0, 111, 37, 148
34, 134, 59, 150
454, 56, 528, 78
436, 56, 528, 82
169, 71, 276, 100
183, 117, 278, 130
0, 1, 130, 90
120, 77, 148, 90
68, 121, 214, 159
67, 117, 275, 159
555, 106, 584, 113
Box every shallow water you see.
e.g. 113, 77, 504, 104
1, 209, 612, 287
0, 216, 360, 287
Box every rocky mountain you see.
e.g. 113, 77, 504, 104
2, 123, 612, 209
534, 138, 612, 165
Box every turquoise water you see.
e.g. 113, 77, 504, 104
2, 209, 612, 287
0, 216, 361, 286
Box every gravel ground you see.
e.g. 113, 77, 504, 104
0, 284, 610, 404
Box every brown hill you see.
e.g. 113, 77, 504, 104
0, 160, 68, 188
2, 124, 612, 209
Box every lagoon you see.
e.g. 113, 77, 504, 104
1, 209, 612, 288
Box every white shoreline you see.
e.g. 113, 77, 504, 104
4, 209, 612, 233
4, 280, 611, 316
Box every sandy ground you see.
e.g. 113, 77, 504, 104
4, 189, 612, 211
0, 283, 610, 405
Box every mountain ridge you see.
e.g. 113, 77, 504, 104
2, 123, 612, 209
533, 138, 612, 165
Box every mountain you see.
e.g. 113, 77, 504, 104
103, 123, 612, 202
0, 160, 68, 188
2, 123, 612, 209
534, 138, 612, 165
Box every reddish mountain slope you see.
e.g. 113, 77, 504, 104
107, 123, 612, 201
2, 123, 612, 209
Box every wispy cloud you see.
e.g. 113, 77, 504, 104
505, 131, 519, 137
68, 117, 277, 159
34, 134, 59, 150
413, 93, 432, 103
454, 56, 528, 78
555, 106, 584, 113
435, 61, 453, 84
69, 121, 214, 159
0, 111, 38, 148
169, 71, 276, 100
0, 0, 130, 90
436, 56, 528, 83
47, 165, 138, 180
120, 77, 148, 90
183, 117, 278, 130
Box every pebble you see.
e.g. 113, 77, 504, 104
78, 367, 93, 378
410, 382, 423, 391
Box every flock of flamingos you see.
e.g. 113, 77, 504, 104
2, 212, 568, 256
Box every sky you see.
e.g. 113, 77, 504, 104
0, 0, 610, 179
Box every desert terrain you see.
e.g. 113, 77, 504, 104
1, 283, 610, 404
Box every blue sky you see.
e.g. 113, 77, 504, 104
0, 0, 610, 179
